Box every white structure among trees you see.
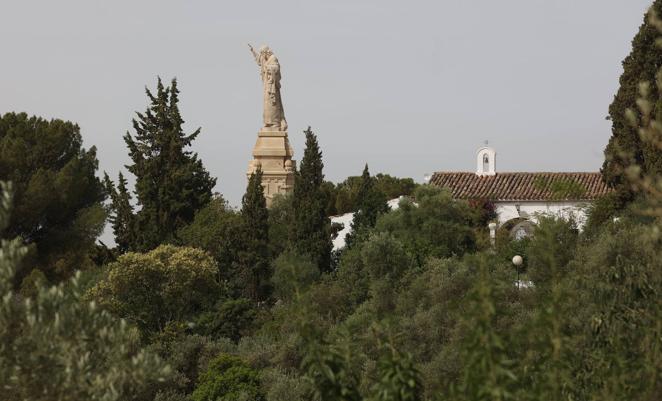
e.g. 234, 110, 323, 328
430, 146, 612, 233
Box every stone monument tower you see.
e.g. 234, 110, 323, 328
247, 44, 295, 206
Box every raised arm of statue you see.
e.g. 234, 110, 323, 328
248, 44, 260, 65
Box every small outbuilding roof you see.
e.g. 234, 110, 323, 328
429, 172, 612, 202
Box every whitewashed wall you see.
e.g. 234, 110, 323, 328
330, 199, 592, 251
330, 198, 402, 250
495, 201, 590, 228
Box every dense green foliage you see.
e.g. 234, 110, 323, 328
239, 167, 271, 301
524, 215, 579, 288
6, 4, 662, 400
272, 249, 320, 301
178, 196, 244, 290
0, 183, 171, 401
194, 298, 257, 342
302, 333, 362, 401
0, 112, 106, 284
105, 172, 135, 253
88, 245, 220, 336
191, 354, 265, 401
370, 347, 422, 401
267, 194, 294, 257
291, 127, 333, 272
375, 186, 479, 265
345, 164, 388, 248
326, 173, 417, 216
603, 0, 662, 191
111, 78, 216, 251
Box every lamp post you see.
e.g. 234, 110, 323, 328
512, 255, 523, 289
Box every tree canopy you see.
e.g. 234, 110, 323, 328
0, 182, 171, 401
602, 0, 662, 193
344, 164, 388, 248
239, 167, 271, 301
0, 112, 106, 284
88, 245, 220, 337
112, 78, 216, 252
291, 127, 332, 272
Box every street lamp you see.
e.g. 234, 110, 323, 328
512, 255, 523, 288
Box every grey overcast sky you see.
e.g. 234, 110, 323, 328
0, 0, 653, 210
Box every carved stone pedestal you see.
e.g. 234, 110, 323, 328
247, 129, 296, 207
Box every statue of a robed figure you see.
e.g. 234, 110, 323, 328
246, 44, 295, 207
249, 44, 288, 131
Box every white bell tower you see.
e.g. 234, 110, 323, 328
476, 146, 496, 176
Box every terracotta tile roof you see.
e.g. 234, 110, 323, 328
429, 172, 612, 201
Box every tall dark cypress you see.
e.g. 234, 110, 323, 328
240, 166, 271, 301
123, 78, 216, 251
602, 1, 662, 192
345, 164, 388, 248
104, 172, 135, 253
291, 127, 332, 272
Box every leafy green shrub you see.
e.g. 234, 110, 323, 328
272, 250, 319, 300
569, 222, 662, 398
583, 192, 627, 236
360, 232, 413, 281
371, 347, 422, 401
88, 245, 220, 335
374, 186, 478, 265
191, 354, 265, 401
178, 197, 244, 283
335, 243, 371, 308
154, 390, 189, 401
0, 182, 171, 401
267, 194, 294, 258
454, 259, 517, 401
301, 333, 362, 401
526, 215, 579, 288
259, 367, 312, 401
147, 333, 236, 397
237, 334, 285, 369
195, 298, 257, 342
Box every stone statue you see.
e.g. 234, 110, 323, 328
249, 44, 288, 131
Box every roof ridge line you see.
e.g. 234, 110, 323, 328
431, 171, 602, 174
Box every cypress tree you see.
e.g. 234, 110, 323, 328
104, 172, 135, 253
345, 164, 388, 248
122, 78, 216, 251
239, 166, 271, 302
291, 127, 332, 272
602, 1, 662, 191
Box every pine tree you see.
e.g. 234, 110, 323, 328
104, 172, 135, 253
602, 1, 662, 192
122, 78, 216, 251
291, 127, 332, 272
240, 166, 271, 301
345, 164, 388, 248
0, 112, 106, 284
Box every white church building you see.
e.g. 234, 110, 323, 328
429, 146, 611, 235
331, 147, 611, 249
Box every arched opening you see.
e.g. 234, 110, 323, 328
498, 217, 537, 240
510, 220, 536, 240
476, 147, 496, 176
